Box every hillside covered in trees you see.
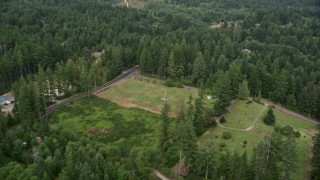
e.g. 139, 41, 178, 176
0, 0, 320, 179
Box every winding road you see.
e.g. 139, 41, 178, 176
262, 99, 320, 125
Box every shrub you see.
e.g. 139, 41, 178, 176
176, 82, 184, 88
243, 140, 247, 145
253, 98, 264, 105
246, 100, 253, 104
280, 125, 301, 138
222, 131, 232, 139
274, 125, 281, 132
164, 79, 175, 87
219, 141, 226, 148
220, 116, 226, 123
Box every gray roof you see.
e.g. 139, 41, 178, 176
0, 96, 10, 103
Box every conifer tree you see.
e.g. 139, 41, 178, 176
192, 52, 207, 85
238, 80, 250, 100
213, 71, 232, 116
176, 100, 197, 174
158, 48, 168, 77
167, 52, 176, 79
229, 61, 243, 98
251, 133, 282, 179
263, 107, 276, 125
194, 88, 205, 136
196, 139, 215, 179
311, 126, 320, 179
159, 103, 170, 157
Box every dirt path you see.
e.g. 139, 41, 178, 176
124, 0, 129, 8
154, 170, 170, 180
245, 104, 268, 130
216, 103, 268, 132
262, 99, 319, 125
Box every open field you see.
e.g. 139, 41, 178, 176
50, 97, 161, 145
202, 100, 317, 179
97, 77, 215, 114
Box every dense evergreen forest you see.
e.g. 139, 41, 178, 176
1, 0, 320, 179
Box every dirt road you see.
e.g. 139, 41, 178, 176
262, 99, 319, 125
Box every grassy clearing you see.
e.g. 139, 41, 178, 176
50, 97, 162, 151
203, 100, 316, 179
97, 77, 215, 114
223, 100, 263, 129
49, 96, 180, 177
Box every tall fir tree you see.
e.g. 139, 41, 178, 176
263, 107, 276, 125
195, 138, 215, 179
213, 71, 232, 116
238, 80, 250, 100
193, 88, 205, 136
159, 103, 170, 158
311, 126, 320, 179
192, 52, 207, 85
251, 133, 282, 180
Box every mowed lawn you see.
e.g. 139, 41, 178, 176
97, 77, 214, 114
203, 100, 317, 179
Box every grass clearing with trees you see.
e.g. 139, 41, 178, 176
50, 97, 162, 147
49, 96, 179, 178
203, 100, 317, 179
97, 77, 214, 114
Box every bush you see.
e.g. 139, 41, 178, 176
220, 116, 226, 123
253, 98, 264, 105
274, 125, 281, 132
222, 131, 232, 139
243, 140, 247, 145
164, 79, 175, 87
161, 168, 173, 179
219, 141, 226, 148
246, 100, 253, 104
176, 82, 184, 88
280, 125, 301, 138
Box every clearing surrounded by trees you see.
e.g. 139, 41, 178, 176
204, 100, 317, 179
97, 77, 214, 114
95, 77, 316, 179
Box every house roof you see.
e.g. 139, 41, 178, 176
0, 96, 10, 103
